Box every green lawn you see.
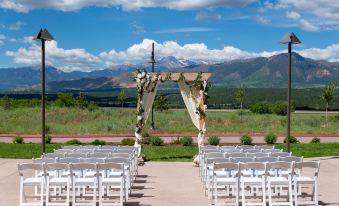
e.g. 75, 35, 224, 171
0, 107, 338, 134
0, 143, 338, 160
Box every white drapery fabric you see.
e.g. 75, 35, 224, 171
178, 81, 206, 146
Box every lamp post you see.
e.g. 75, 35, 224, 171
280, 32, 301, 153
34, 29, 54, 154
148, 42, 156, 130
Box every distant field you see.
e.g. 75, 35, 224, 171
0, 107, 338, 135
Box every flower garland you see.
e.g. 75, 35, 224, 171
135, 69, 160, 142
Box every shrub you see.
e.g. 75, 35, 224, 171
271, 101, 288, 116
65, 139, 82, 145
45, 135, 52, 144
250, 101, 272, 114
141, 136, 150, 145
87, 102, 97, 111
208, 136, 220, 145
240, 135, 253, 145
264, 134, 277, 144
13, 136, 24, 144
310, 137, 320, 144
283, 136, 299, 144
149, 136, 163, 146
91, 139, 107, 145
121, 138, 135, 146
179, 137, 193, 146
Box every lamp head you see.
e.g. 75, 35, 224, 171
35, 29, 54, 41
280, 32, 301, 44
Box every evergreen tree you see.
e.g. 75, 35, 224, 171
154, 92, 169, 112
117, 89, 127, 108
321, 80, 338, 126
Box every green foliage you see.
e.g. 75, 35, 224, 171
45, 135, 52, 144
91, 139, 107, 145
117, 89, 127, 108
310, 137, 321, 144
13, 136, 24, 144
264, 134, 277, 144
55, 93, 75, 107
87, 102, 97, 111
121, 138, 135, 146
208, 136, 220, 145
235, 84, 246, 109
141, 136, 150, 145
240, 135, 253, 145
250, 101, 272, 114
179, 136, 193, 146
272, 101, 289, 116
149, 136, 163, 146
65, 139, 82, 145
75, 92, 89, 109
154, 92, 170, 112
321, 80, 338, 105
0, 95, 12, 110
283, 136, 299, 144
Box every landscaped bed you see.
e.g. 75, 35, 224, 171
0, 143, 339, 160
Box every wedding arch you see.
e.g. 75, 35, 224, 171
133, 70, 211, 158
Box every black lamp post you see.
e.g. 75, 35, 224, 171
280, 32, 301, 153
148, 42, 156, 130
34, 29, 54, 154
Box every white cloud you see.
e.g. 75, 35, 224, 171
0, 34, 5, 45
256, 16, 271, 24
298, 19, 320, 32
0, 0, 257, 12
195, 12, 222, 22
130, 21, 145, 35
286, 11, 300, 20
5, 41, 101, 72
8, 21, 25, 31
6, 38, 339, 72
155, 27, 217, 34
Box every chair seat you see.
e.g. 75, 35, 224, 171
216, 177, 237, 184
268, 177, 289, 184
102, 178, 123, 186
295, 176, 315, 184
49, 177, 69, 185
74, 178, 96, 186
23, 177, 43, 186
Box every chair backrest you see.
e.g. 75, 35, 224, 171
271, 152, 291, 157
45, 163, 69, 171
70, 163, 97, 173
295, 161, 320, 176
43, 153, 65, 159
88, 152, 110, 158
66, 153, 88, 158
75, 149, 94, 153
239, 162, 266, 172
255, 157, 278, 162
101, 146, 117, 150
111, 153, 130, 159
228, 153, 247, 158
116, 148, 134, 153
203, 145, 219, 150
18, 163, 43, 176
32, 158, 55, 164
95, 149, 113, 154
255, 145, 275, 150
63, 146, 80, 150
205, 152, 224, 159
249, 153, 269, 158
97, 162, 124, 171
266, 161, 294, 176
223, 149, 243, 154
264, 149, 282, 153
245, 149, 262, 153
80, 158, 106, 163
236, 145, 254, 150
54, 149, 74, 154
206, 157, 230, 165
220, 146, 236, 150
213, 162, 239, 177
279, 156, 303, 162
58, 157, 80, 163
105, 157, 129, 164
231, 157, 254, 163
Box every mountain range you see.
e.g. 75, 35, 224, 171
0, 52, 338, 91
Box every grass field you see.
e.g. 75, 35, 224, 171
0, 143, 338, 160
0, 107, 338, 135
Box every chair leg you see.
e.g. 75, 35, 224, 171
93, 183, 97, 206
241, 180, 245, 206
314, 180, 319, 206
40, 181, 44, 206
120, 180, 124, 206
268, 181, 272, 206
45, 180, 49, 206
19, 179, 24, 206
66, 182, 70, 206
288, 179, 293, 206
262, 179, 266, 206
72, 182, 76, 206
294, 181, 298, 206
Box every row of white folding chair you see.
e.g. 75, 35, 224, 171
210, 161, 319, 206
202, 156, 303, 198
18, 162, 126, 206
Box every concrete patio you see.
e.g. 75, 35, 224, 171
1, 157, 338, 205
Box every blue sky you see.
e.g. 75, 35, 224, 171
0, 0, 339, 72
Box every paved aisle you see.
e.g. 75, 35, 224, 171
127, 162, 210, 206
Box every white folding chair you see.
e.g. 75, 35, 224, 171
18, 163, 45, 206
271, 152, 292, 158
255, 145, 275, 150
43, 153, 65, 159
66, 153, 88, 158
240, 162, 267, 206
228, 153, 247, 158
294, 161, 320, 206
267, 161, 294, 206
250, 153, 269, 158
54, 149, 74, 154
98, 163, 125, 206
255, 157, 279, 163
279, 156, 303, 163
70, 163, 98, 206
212, 162, 240, 206
89, 153, 110, 158
244, 149, 262, 153
44, 163, 71, 206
